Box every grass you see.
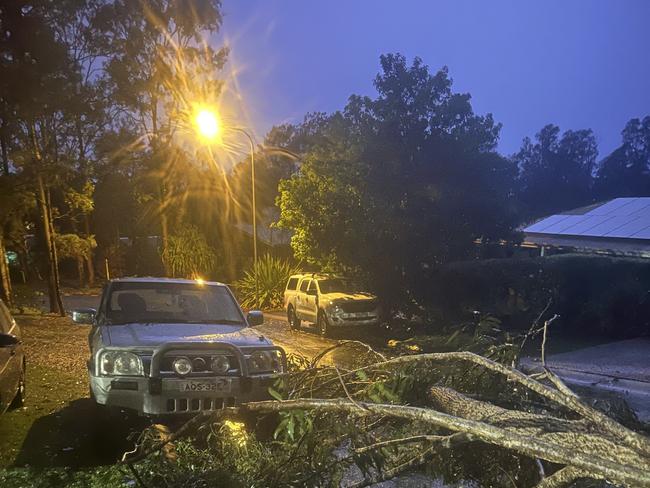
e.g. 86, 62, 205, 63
0, 364, 88, 468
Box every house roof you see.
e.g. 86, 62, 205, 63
523, 198, 650, 240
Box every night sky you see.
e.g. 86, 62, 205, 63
218, 0, 650, 157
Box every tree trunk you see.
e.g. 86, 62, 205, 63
76, 256, 85, 288
36, 173, 64, 315
0, 234, 13, 306
0, 120, 8, 176
85, 255, 95, 287
160, 202, 169, 276
45, 186, 64, 314
83, 214, 94, 286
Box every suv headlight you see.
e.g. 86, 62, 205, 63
248, 350, 284, 374
328, 301, 344, 315
99, 351, 143, 376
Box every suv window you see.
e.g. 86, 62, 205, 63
307, 280, 318, 294
286, 277, 299, 290
299, 279, 311, 293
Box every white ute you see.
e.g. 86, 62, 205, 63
284, 274, 380, 336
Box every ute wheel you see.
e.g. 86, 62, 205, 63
318, 312, 330, 337
288, 307, 301, 330
9, 364, 26, 410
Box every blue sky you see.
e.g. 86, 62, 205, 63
218, 0, 650, 157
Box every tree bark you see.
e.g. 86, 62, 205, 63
77, 256, 85, 288
83, 214, 94, 286
35, 170, 64, 316
0, 119, 8, 176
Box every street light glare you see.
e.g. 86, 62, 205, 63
195, 109, 220, 140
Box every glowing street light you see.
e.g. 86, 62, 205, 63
190, 105, 259, 308
194, 108, 220, 140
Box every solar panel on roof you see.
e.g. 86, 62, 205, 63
603, 215, 650, 238
578, 216, 640, 237
631, 227, 650, 239
628, 200, 650, 216
557, 215, 611, 235
585, 198, 634, 216
524, 215, 571, 233
540, 215, 587, 234
523, 198, 650, 242
608, 198, 650, 216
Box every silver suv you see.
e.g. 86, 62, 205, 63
73, 277, 286, 416
284, 274, 380, 336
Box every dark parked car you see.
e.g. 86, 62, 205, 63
0, 299, 25, 413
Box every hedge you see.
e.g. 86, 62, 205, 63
422, 254, 650, 338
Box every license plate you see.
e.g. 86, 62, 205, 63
179, 379, 231, 393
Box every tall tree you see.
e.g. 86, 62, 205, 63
93, 0, 227, 273
0, 0, 75, 314
277, 54, 518, 309
514, 124, 597, 221
595, 116, 650, 199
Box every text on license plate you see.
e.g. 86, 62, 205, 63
179, 379, 231, 393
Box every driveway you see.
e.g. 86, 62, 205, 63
520, 339, 650, 422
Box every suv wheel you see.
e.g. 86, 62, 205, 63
288, 307, 301, 330
318, 312, 330, 337
9, 365, 26, 410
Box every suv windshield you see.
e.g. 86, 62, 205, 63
317, 279, 364, 294
104, 282, 244, 326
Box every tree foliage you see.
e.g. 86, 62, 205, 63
514, 124, 598, 221
161, 224, 216, 279
596, 116, 650, 199
277, 54, 519, 309
235, 254, 300, 309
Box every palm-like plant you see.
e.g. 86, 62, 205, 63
235, 255, 300, 309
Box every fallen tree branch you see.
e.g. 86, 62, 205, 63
310, 340, 387, 368
427, 387, 643, 468
235, 398, 650, 487
535, 466, 590, 488
340, 351, 650, 457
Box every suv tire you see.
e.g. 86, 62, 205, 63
288, 307, 301, 330
318, 312, 330, 337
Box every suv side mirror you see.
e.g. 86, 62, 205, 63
71, 308, 96, 325
247, 310, 264, 326
0, 333, 20, 347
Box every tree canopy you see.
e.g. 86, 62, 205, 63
277, 54, 519, 307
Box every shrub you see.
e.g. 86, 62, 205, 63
235, 254, 300, 309
423, 254, 650, 338
161, 225, 216, 278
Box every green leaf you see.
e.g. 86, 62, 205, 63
268, 387, 283, 401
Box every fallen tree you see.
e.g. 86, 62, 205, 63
122, 335, 650, 488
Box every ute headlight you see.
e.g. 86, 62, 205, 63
173, 357, 193, 376
248, 350, 283, 374
328, 302, 344, 315
99, 351, 143, 376
211, 355, 230, 374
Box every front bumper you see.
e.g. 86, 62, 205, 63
90, 375, 276, 415
328, 310, 380, 327
90, 341, 285, 416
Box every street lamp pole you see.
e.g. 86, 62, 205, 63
232, 127, 259, 309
